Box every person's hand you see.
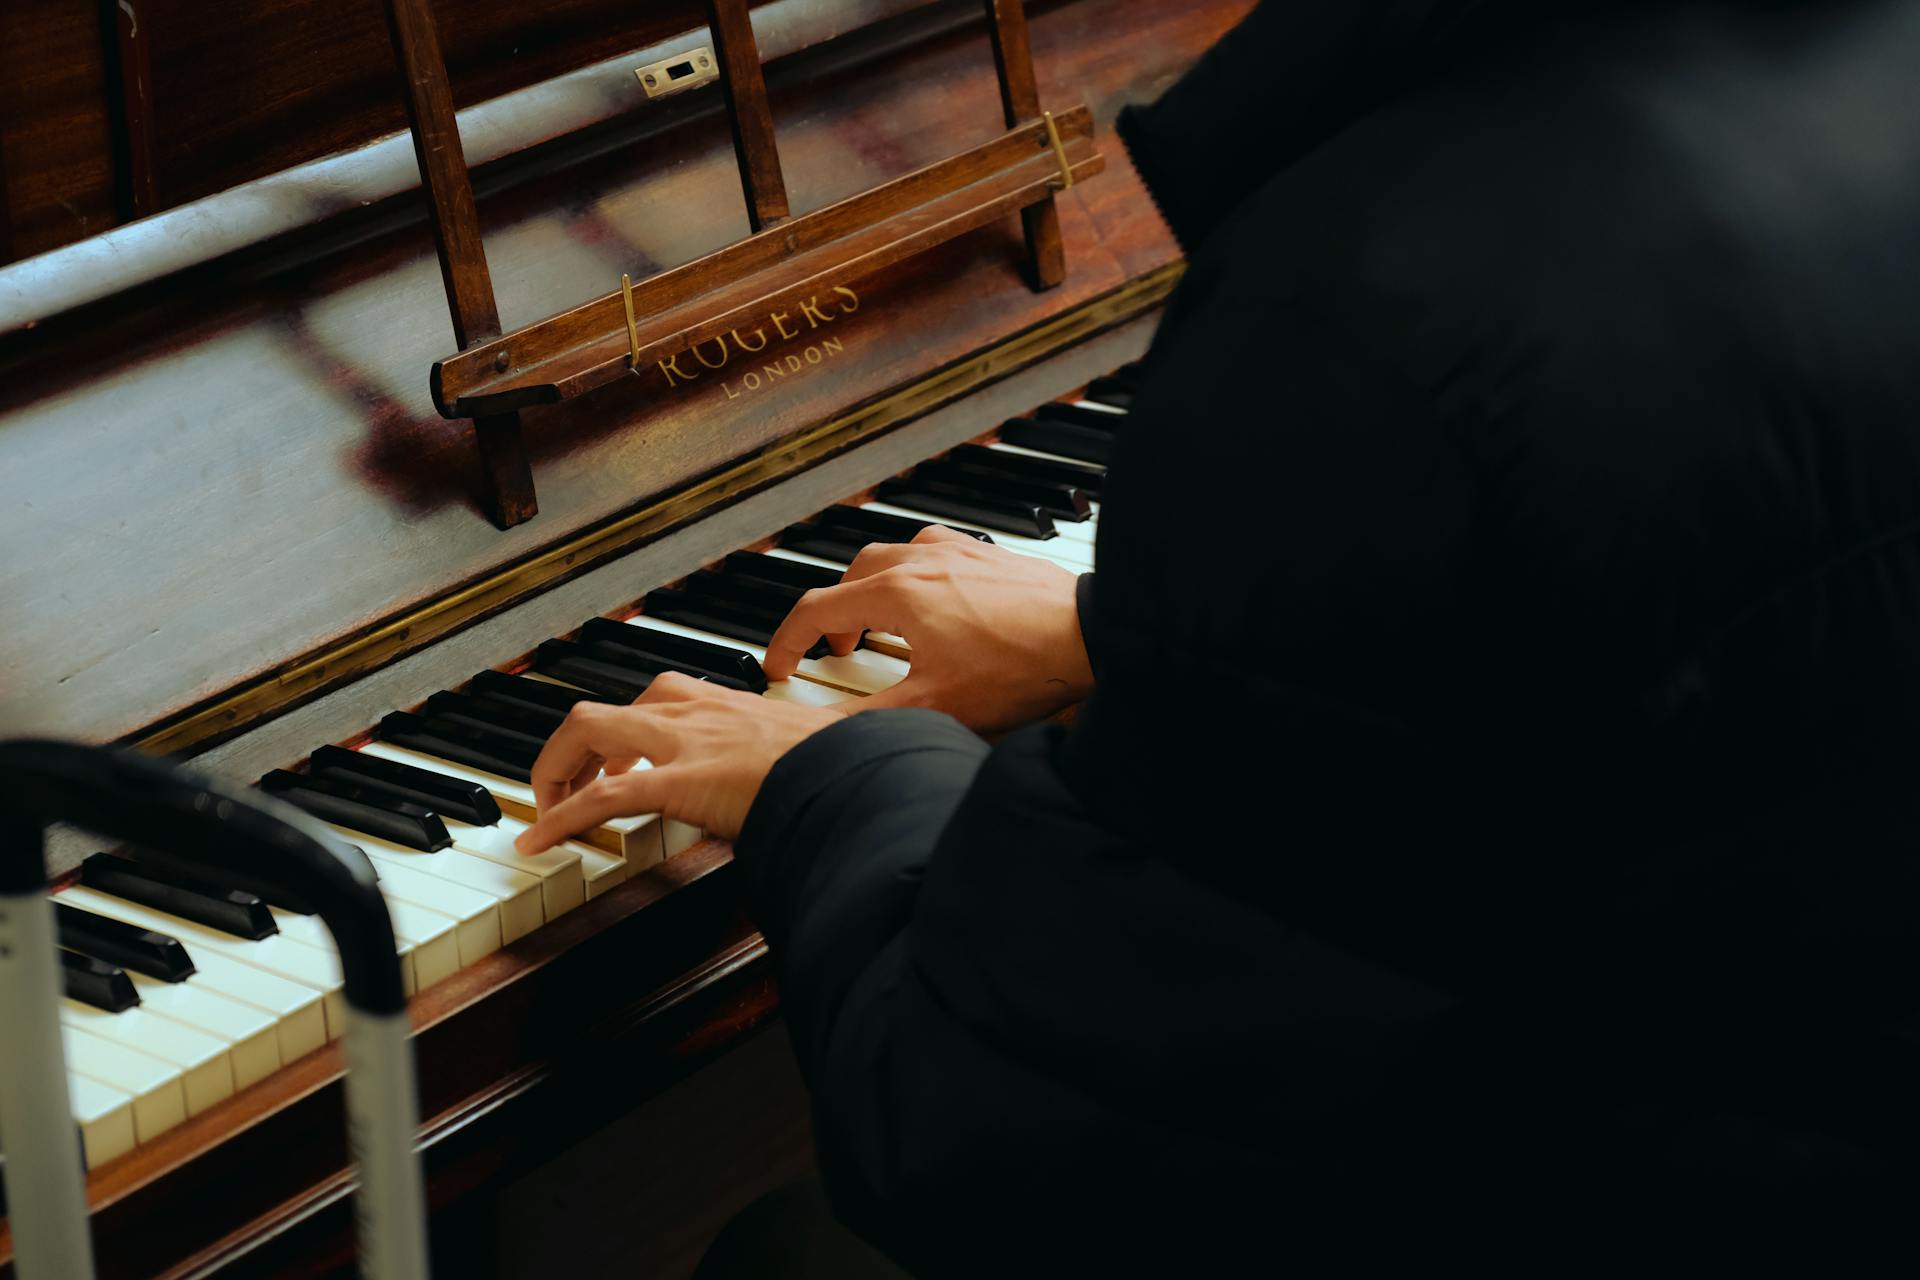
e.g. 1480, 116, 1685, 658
513, 672, 844, 854
763, 526, 1094, 733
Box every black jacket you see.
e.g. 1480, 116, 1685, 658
734, 1, 1920, 1267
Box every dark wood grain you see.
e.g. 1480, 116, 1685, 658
0, 0, 115, 263
103, 0, 160, 219
707, 0, 792, 232
985, 0, 1067, 289
382, 0, 537, 527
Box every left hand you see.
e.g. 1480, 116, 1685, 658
513, 672, 845, 854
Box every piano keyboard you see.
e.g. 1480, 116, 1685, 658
35, 365, 1137, 1170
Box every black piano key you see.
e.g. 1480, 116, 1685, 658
818, 504, 995, 546
379, 711, 535, 783
260, 770, 453, 852
54, 902, 196, 983
872, 479, 1057, 539
80, 851, 278, 941
531, 640, 656, 702
999, 417, 1112, 465
1112, 359, 1145, 381
907, 461, 1092, 521
1033, 402, 1124, 432
1082, 376, 1134, 410
468, 669, 613, 718
722, 551, 842, 594
577, 617, 770, 692
61, 948, 140, 1013
413, 691, 557, 745
681, 570, 801, 621
946, 443, 1106, 497
779, 521, 875, 564
642, 588, 785, 650
425, 689, 567, 739
308, 744, 502, 827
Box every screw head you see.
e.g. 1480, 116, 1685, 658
494, 350, 511, 372
644, 73, 656, 86
698, 56, 710, 68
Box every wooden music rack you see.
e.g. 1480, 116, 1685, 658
382, 0, 1103, 530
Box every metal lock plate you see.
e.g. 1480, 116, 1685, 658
634, 47, 718, 99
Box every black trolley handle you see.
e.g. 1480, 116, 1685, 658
0, 741, 429, 1280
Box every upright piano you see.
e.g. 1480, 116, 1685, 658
0, 0, 1250, 1273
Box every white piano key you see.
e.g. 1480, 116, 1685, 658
1070, 398, 1126, 415
764, 677, 858, 707
57, 886, 345, 1041
61, 1025, 186, 1144
440, 817, 588, 915
624, 615, 908, 697
67, 1073, 137, 1168
582, 846, 632, 900
858, 502, 1094, 570
171, 950, 326, 1062
317, 829, 505, 965
382, 899, 461, 990
356, 739, 661, 863
60, 1000, 235, 1118
860, 630, 912, 659
123, 971, 281, 1089
322, 825, 543, 944
262, 905, 422, 996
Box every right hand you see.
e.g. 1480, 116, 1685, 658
763, 527, 1095, 733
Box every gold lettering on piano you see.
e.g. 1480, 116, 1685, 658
660, 286, 861, 395
722, 337, 846, 400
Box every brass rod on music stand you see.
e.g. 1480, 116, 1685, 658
1042, 110, 1073, 190
621, 273, 642, 370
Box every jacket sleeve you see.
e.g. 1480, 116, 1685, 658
733, 708, 988, 1083
1118, 0, 1531, 252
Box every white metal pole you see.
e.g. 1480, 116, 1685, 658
0, 890, 96, 1279
340, 1006, 430, 1280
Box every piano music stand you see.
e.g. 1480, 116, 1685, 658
381, 0, 1102, 529
0, 742, 430, 1280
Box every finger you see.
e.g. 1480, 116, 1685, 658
911, 524, 976, 545
529, 702, 638, 814
842, 540, 913, 585
636, 670, 705, 704
515, 767, 673, 856
763, 576, 904, 680
853, 676, 932, 714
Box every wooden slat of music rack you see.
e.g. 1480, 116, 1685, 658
432, 105, 1103, 418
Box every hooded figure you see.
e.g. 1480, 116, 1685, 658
727, 0, 1920, 1267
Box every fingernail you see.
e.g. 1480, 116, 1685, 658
513, 832, 534, 854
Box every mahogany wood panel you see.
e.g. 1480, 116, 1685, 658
0, 0, 116, 263
708, 0, 794, 232
0, 0, 1253, 749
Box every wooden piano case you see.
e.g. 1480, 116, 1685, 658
0, 0, 1253, 1273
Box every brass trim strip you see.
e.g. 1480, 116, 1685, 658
129, 261, 1184, 758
